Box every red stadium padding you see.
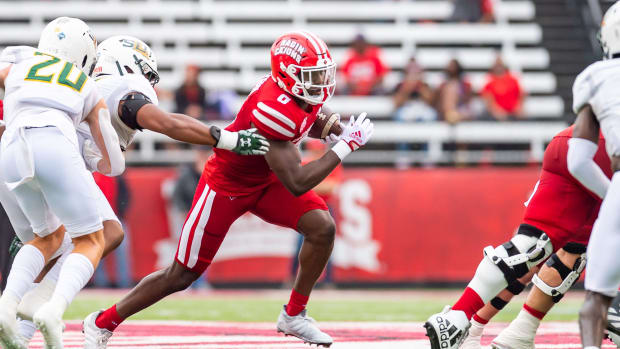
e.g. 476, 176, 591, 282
124, 167, 540, 283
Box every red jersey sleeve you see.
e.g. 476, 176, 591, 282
250, 99, 299, 141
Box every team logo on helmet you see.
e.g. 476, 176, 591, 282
273, 39, 306, 64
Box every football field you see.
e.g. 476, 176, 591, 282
31, 288, 615, 348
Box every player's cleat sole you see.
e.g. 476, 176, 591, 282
424, 321, 442, 349
33, 303, 65, 349
277, 327, 332, 347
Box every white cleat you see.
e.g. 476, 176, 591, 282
460, 320, 484, 349
0, 311, 27, 349
424, 306, 471, 349
276, 305, 333, 347
83, 311, 113, 349
33, 302, 65, 349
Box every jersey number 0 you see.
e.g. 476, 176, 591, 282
25, 52, 87, 92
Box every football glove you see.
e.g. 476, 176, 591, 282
9, 236, 23, 259
231, 128, 270, 155
331, 112, 374, 160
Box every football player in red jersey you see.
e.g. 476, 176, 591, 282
425, 125, 612, 349
83, 31, 374, 348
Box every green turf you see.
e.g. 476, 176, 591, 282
64, 291, 582, 322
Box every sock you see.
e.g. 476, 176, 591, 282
45, 246, 71, 283
472, 313, 489, 325
469, 316, 486, 337
0, 245, 45, 312
510, 308, 541, 337
452, 287, 485, 320
17, 318, 36, 340
48, 253, 94, 315
95, 305, 124, 332
523, 303, 546, 320
286, 289, 309, 316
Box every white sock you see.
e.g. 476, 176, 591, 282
45, 245, 71, 283
510, 308, 540, 338
469, 318, 486, 337
17, 318, 36, 340
467, 257, 508, 303
48, 253, 94, 314
0, 245, 45, 313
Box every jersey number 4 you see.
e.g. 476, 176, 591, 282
25, 52, 87, 92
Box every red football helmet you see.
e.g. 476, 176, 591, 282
270, 31, 336, 105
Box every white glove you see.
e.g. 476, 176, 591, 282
331, 112, 374, 160
82, 139, 103, 173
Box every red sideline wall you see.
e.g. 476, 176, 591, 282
123, 167, 540, 283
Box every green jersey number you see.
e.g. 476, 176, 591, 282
25, 52, 87, 92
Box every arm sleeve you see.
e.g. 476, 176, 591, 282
250, 100, 297, 141
82, 78, 103, 120
567, 137, 610, 199
98, 108, 126, 176
119, 92, 152, 130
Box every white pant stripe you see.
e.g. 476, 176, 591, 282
187, 188, 217, 268
177, 184, 210, 263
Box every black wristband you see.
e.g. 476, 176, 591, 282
210, 125, 221, 146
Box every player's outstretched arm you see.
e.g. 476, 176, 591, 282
135, 104, 269, 155
568, 105, 609, 199
85, 99, 125, 176
266, 113, 373, 197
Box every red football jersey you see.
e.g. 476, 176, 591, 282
522, 125, 611, 244
205, 77, 321, 196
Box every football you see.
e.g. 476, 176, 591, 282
308, 105, 343, 139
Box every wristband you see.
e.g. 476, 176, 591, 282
331, 140, 352, 161
214, 127, 239, 150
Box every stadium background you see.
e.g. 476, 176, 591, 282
0, 0, 613, 289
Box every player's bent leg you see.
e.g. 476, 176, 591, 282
83, 261, 201, 349
426, 224, 552, 349
492, 246, 585, 349
462, 270, 537, 349
101, 220, 124, 257
34, 229, 105, 349
276, 209, 334, 347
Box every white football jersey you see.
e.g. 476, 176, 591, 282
0, 46, 100, 147
94, 73, 159, 150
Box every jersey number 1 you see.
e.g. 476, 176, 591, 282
25, 52, 87, 92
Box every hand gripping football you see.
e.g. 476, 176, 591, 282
308, 105, 343, 139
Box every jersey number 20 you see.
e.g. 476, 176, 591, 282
25, 52, 87, 92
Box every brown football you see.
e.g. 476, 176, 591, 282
308, 105, 343, 139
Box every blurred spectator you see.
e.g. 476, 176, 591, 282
450, 0, 494, 23
289, 140, 341, 288
435, 59, 473, 124
340, 34, 390, 96
170, 145, 213, 288
174, 64, 237, 121
174, 64, 208, 118
92, 173, 133, 288
480, 57, 526, 121
393, 58, 436, 122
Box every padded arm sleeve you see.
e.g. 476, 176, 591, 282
567, 138, 610, 199
119, 92, 152, 130
99, 108, 125, 176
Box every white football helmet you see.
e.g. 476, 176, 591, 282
93, 35, 159, 85
600, 1, 620, 59
38, 17, 97, 75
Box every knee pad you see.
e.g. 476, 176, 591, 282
483, 224, 553, 287
489, 279, 528, 310
532, 246, 587, 303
